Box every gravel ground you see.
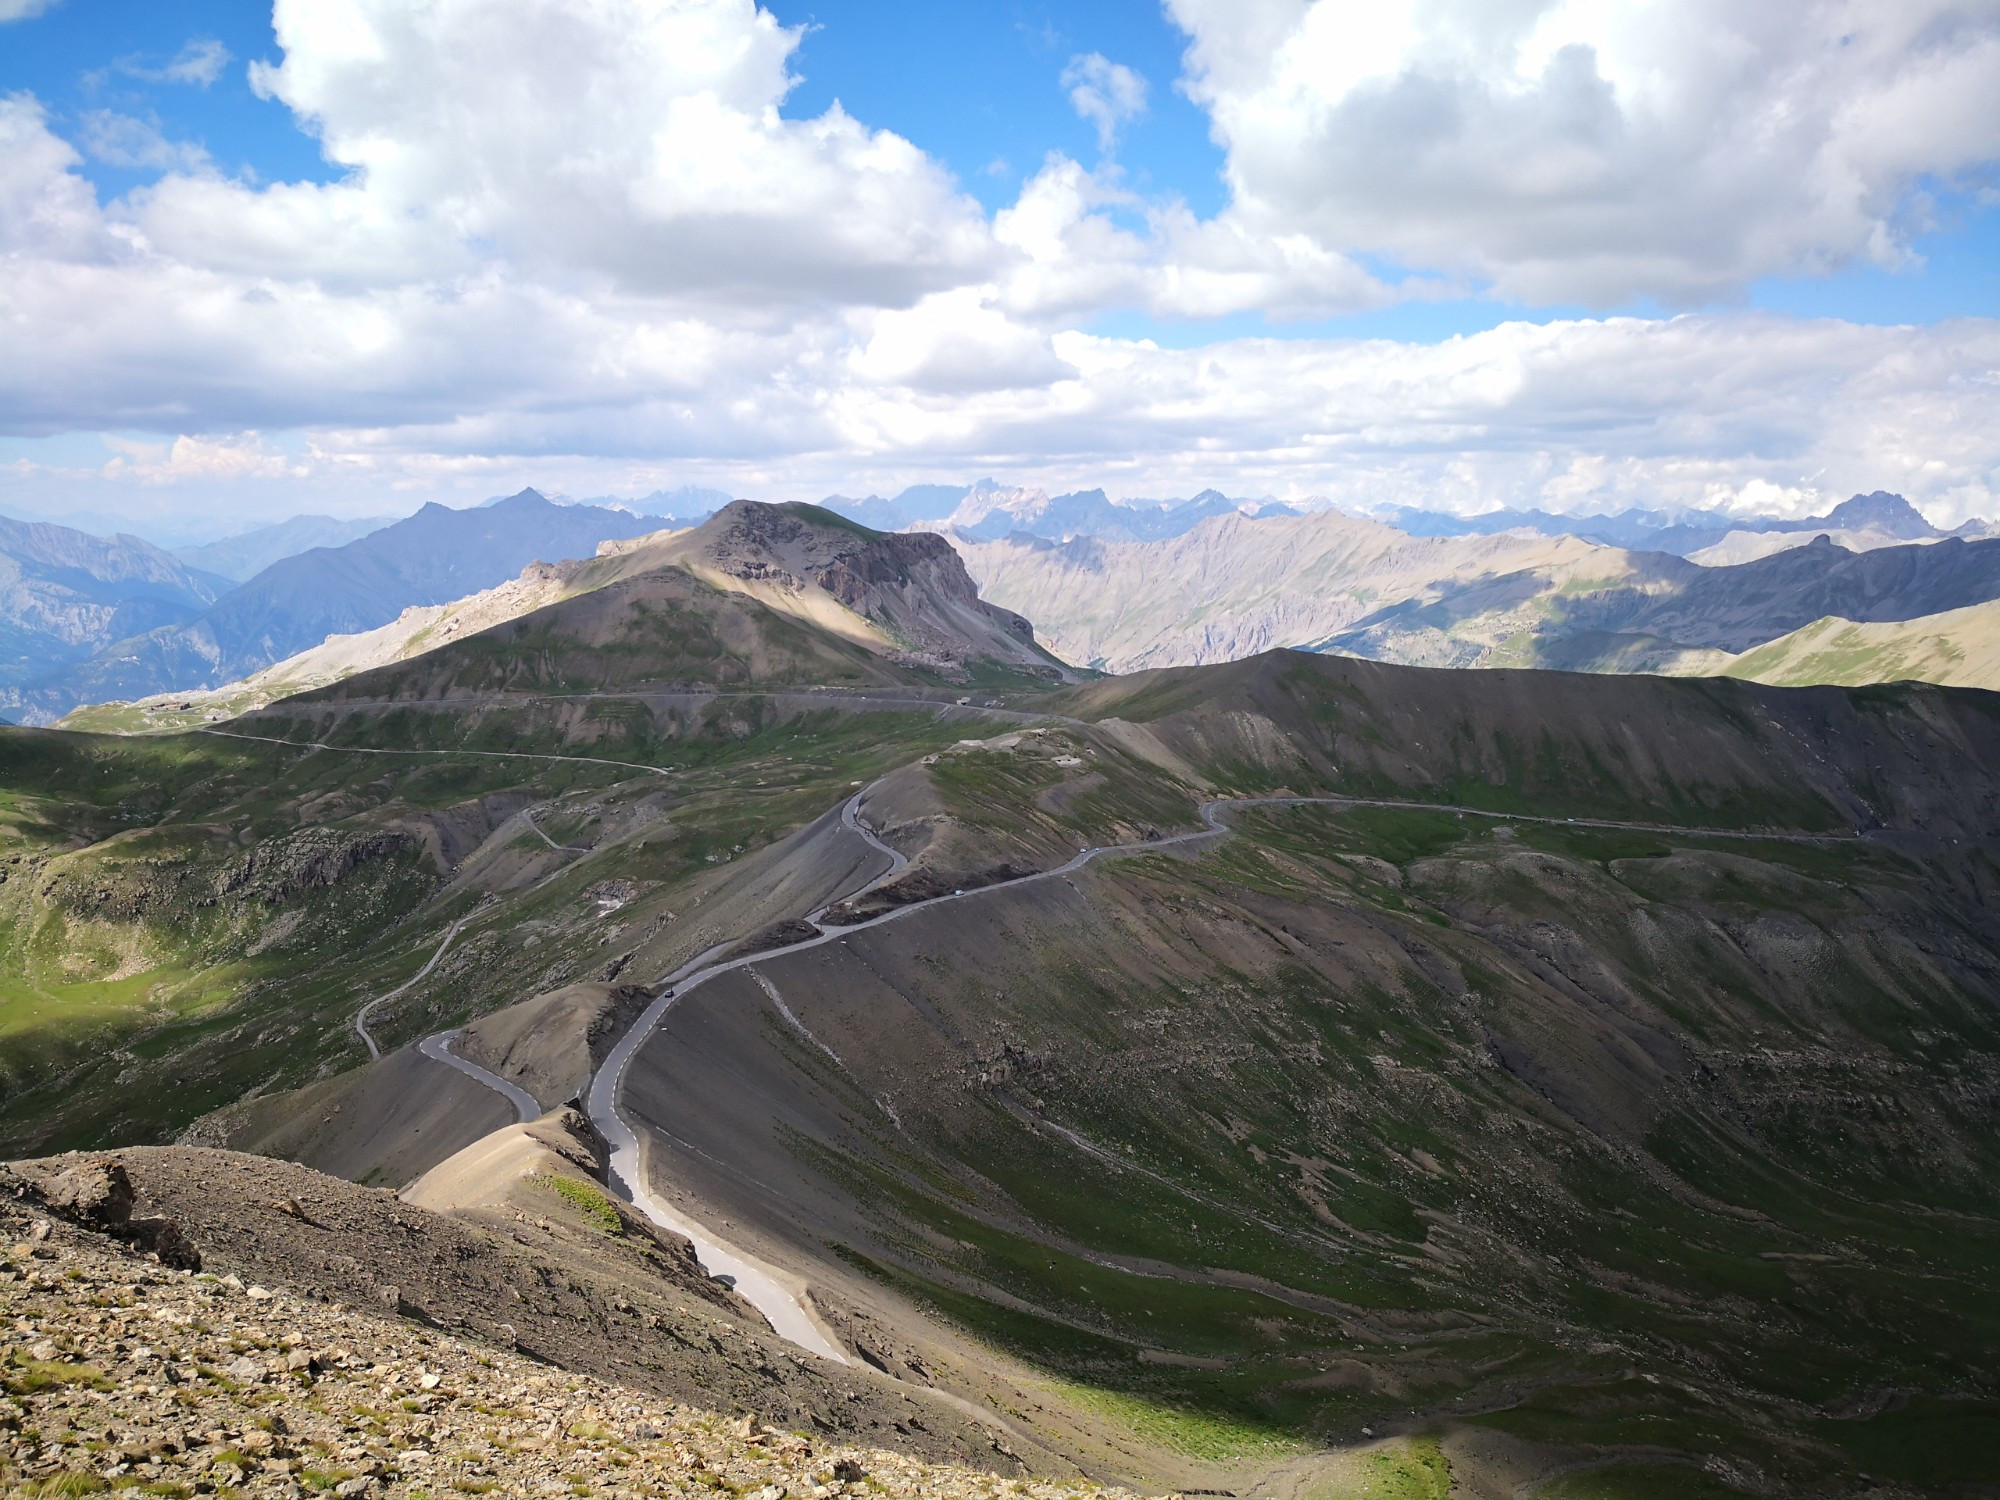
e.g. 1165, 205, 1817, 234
0, 1195, 1159, 1500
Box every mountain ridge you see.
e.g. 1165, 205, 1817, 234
0, 514, 229, 712
297, 500, 1071, 706
8, 491, 659, 722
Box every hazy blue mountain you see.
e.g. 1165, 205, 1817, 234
820, 482, 1293, 542
0, 514, 228, 701
1379, 490, 1943, 557
16, 490, 656, 721
174, 514, 397, 582
618, 485, 736, 522
1802, 491, 1937, 539
951, 487, 1236, 542
819, 484, 971, 531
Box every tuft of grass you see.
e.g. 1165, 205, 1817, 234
4, 1358, 113, 1395
11, 1474, 110, 1497
1356, 1435, 1453, 1500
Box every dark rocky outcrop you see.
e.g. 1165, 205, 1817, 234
3, 1158, 200, 1269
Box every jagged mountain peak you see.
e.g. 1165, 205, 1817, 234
1819, 489, 1934, 538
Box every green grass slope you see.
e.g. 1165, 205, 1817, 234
1715, 598, 2000, 692
1051, 649, 2000, 836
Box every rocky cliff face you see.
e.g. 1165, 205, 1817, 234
688, 503, 1047, 665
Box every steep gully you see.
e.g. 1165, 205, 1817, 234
399, 768, 1864, 1363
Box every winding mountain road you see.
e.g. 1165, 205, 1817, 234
415, 777, 1866, 1361
353, 912, 479, 1061
418, 1029, 542, 1122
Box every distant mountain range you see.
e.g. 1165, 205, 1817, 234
19, 482, 2000, 722
1382, 489, 1994, 558
953, 500, 2000, 686
174, 513, 397, 582
950, 509, 1639, 673
0, 515, 228, 702
1329, 530, 2000, 669
820, 480, 1295, 542
4, 491, 655, 723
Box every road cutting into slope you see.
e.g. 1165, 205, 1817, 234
443, 781, 1869, 1361
353, 912, 480, 1061
418, 1028, 542, 1123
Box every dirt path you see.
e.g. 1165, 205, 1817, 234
1232, 791, 1865, 844
520, 805, 591, 853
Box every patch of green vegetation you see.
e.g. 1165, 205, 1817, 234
530, 1173, 623, 1235
1040, 1378, 1306, 1459
1469, 1378, 1759, 1458
924, 730, 1198, 854
1235, 804, 1470, 866
1355, 1436, 1453, 1500
4, 1357, 113, 1395
1807, 1397, 2000, 1489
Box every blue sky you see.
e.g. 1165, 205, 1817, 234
1, 0, 1998, 535
9, 0, 1992, 340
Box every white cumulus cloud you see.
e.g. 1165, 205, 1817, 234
1062, 53, 1148, 152
0, 0, 1996, 532
1167, 0, 2000, 304
217, 0, 995, 308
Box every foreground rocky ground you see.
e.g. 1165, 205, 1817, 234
0, 1173, 1157, 1500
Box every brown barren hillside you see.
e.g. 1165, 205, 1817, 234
300, 501, 1072, 704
